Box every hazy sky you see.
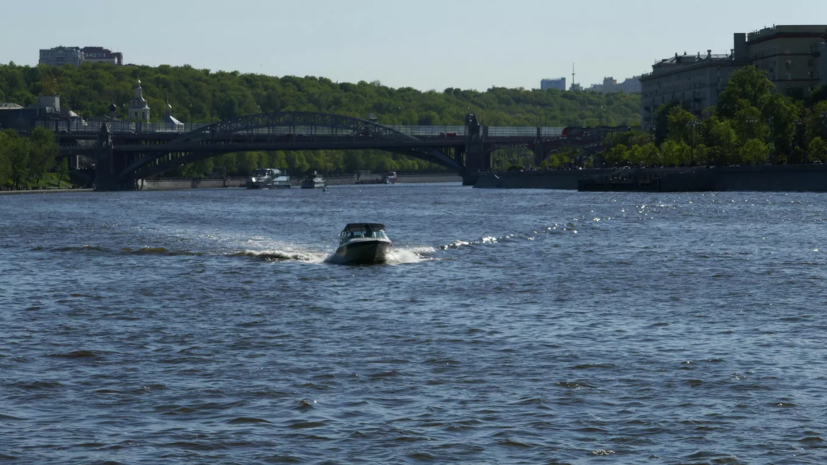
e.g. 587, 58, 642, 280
2, 0, 826, 91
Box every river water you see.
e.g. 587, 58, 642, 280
2, 185, 827, 464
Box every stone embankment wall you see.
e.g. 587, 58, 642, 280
474, 165, 827, 192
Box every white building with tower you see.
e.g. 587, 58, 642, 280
129, 79, 151, 122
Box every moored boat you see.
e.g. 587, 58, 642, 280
247, 168, 283, 189
335, 223, 392, 264
301, 171, 325, 189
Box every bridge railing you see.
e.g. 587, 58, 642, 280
20, 119, 212, 134
488, 127, 565, 138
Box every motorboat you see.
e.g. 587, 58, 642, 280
335, 223, 392, 264
301, 171, 325, 189
271, 173, 292, 189
247, 168, 287, 189
384, 171, 398, 184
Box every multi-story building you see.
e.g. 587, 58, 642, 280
38, 46, 123, 66
639, 50, 745, 129
541, 77, 566, 91
38, 46, 84, 67
588, 76, 642, 94
640, 26, 827, 130
81, 47, 124, 65
747, 25, 827, 97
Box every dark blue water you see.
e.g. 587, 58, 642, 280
2, 185, 827, 464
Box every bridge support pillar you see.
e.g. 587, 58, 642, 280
93, 123, 135, 191
534, 140, 545, 168
462, 114, 487, 185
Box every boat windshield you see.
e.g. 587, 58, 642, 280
341, 229, 388, 243
253, 169, 268, 176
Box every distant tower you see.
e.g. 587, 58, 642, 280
570, 64, 583, 91
128, 78, 150, 122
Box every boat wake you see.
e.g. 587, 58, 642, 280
233, 249, 329, 263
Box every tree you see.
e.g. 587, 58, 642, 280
732, 106, 770, 143
666, 106, 696, 144
660, 140, 691, 167
653, 102, 681, 145
702, 118, 738, 166
740, 139, 769, 165
809, 137, 827, 162
630, 143, 660, 166
28, 128, 59, 186
0, 130, 31, 190
717, 66, 775, 119
56, 158, 69, 188
605, 144, 630, 166
763, 94, 802, 159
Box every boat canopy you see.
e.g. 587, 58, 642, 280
343, 223, 386, 232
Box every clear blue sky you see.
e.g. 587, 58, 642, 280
1, 0, 825, 91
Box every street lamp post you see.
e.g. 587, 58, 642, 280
768, 116, 775, 163
687, 120, 699, 166
795, 119, 805, 164
746, 116, 757, 140
821, 112, 827, 142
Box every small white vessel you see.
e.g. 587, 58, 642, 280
271, 173, 292, 189
301, 171, 325, 189
384, 171, 398, 184
335, 223, 393, 264
247, 168, 289, 189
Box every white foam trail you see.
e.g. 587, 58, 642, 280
386, 248, 424, 265
237, 249, 328, 263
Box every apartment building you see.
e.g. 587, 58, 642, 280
640, 51, 744, 130
640, 26, 827, 130
38, 46, 123, 66
541, 78, 566, 91
38, 46, 84, 67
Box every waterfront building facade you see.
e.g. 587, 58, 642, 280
541, 78, 566, 91
747, 25, 827, 97
640, 51, 744, 130
38, 46, 123, 66
640, 26, 827, 129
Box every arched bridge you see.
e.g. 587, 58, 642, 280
52, 111, 634, 191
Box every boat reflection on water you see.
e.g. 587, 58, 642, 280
335, 223, 392, 264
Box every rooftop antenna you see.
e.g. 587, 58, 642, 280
572, 63, 576, 90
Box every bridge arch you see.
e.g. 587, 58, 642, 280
120, 112, 465, 180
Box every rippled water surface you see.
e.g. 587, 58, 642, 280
2, 185, 827, 464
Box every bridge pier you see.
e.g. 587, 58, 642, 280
94, 123, 136, 191
462, 114, 487, 185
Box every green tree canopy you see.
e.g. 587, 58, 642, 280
717, 66, 775, 119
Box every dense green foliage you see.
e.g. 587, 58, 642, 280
0, 62, 641, 176
595, 67, 827, 167
0, 128, 60, 189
